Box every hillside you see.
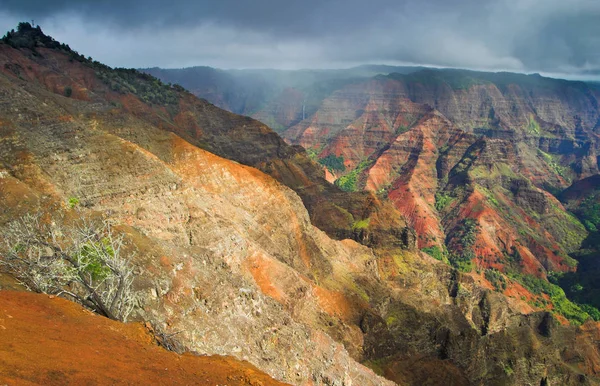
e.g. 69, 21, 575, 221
0, 291, 287, 386
281, 70, 600, 281
1, 22, 600, 386
142, 65, 423, 132
151, 62, 600, 318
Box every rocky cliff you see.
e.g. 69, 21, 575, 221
152, 66, 600, 291
1, 24, 600, 386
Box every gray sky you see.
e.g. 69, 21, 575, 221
1, 0, 599, 75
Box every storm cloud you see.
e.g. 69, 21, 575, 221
0, 0, 599, 75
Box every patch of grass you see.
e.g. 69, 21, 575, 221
421, 245, 449, 264
395, 125, 410, 135
352, 219, 370, 231
509, 272, 595, 325
68, 197, 80, 209
503, 363, 514, 377
434, 192, 453, 211
385, 315, 398, 326
335, 159, 371, 192
478, 186, 500, 207
525, 114, 541, 135
537, 149, 571, 182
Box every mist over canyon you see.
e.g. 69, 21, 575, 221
1, 2, 600, 384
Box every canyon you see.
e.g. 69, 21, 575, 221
0, 23, 599, 386
151, 64, 600, 317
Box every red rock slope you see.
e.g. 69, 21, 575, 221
0, 291, 288, 386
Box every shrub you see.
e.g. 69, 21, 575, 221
94, 66, 182, 106
318, 155, 345, 173
448, 219, 480, 272
485, 269, 507, 291
580, 304, 600, 321
0, 213, 137, 321
509, 272, 595, 325
352, 219, 370, 230
335, 159, 371, 192
64, 86, 73, 98
306, 148, 318, 162
434, 192, 453, 211
421, 245, 448, 263
68, 196, 79, 208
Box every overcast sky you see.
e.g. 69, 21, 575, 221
1, 0, 599, 75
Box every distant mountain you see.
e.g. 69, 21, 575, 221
142, 65, 424, 132
151, 63, 600, 323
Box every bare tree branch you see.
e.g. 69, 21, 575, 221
0, 212, 138, 321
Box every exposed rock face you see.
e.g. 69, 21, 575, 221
277, 72, 594, 279
0, 56, 391, 384
149, 66, 600, 282
1, 27, 600, 386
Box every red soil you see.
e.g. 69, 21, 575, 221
0, 291, 287, 386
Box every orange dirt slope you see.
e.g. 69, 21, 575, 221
0, 291, 288, 386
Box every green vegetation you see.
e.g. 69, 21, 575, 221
306, 148, 319, 162
318, 154, 346, 173
376, 182, 392, 198
507, 246, 522, 265
2, 22, 70, 51
580, 304, 600, 321
549, 263, 600, 321
395, 124, 410, 135
1, 22, 186, 107
553, 190, 600, 315
352, 219, 370, 231
509, 272, 598, 324
537, 149, 570, 182
77, 240, 114, 281
485, 269, 507, 291
525, 114, 541, 134
1, 214, 136, 321
68, 197, 80, 209
503, 363, 514, 377
434, 192, 453, 211
421, 245, 449, 264
363, 358, 387, 376
95, 66, 181, 106
478, 186, 500, 207
574, 195, 600, 232
448, 219, 480, 272
335, 159, 371, 192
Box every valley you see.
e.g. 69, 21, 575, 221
150, 64, 600, 327
0, 22, 599, 386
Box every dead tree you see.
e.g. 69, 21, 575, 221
0, 213, 137, 321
